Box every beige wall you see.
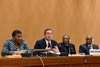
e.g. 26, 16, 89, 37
0, 0, 100, 53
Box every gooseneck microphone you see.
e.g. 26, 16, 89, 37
64, 44, 71, 56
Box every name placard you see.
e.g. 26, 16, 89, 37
90, 49, 100, 55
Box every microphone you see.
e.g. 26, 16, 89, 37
65, 44, 71, 56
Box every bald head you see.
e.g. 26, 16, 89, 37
63, 35, 70, 44
86, 35, 93, 40
86, 35, 93, 45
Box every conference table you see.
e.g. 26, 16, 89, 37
0, 56, 100, 67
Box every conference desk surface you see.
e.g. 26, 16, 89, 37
0, 56, 100, 67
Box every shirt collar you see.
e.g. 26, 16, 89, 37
45, 39, 51, 45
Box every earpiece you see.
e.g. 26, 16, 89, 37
92, 39, 94, 42
69, 39, 71, 42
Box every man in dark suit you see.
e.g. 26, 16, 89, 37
79, 35, 99, 55
33, 28, 59, 56
58, 35, 76, 56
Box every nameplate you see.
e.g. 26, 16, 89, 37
90, 49, 100, 55
5, 55, 22, 58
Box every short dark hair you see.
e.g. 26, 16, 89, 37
12, 30, 22, 37
44, 28, 52, 35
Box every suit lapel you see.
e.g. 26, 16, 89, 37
42, 38, 47, 48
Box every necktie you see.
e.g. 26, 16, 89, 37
88, 45, 91, 49
48, 43, 51, 48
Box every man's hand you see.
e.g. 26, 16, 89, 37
53, 46, 60, 53
45, 45, 51, 50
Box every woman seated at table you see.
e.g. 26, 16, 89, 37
1, 30, 31, 57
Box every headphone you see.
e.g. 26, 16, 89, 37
69, 39, 71, 42
92, 39, 94, 42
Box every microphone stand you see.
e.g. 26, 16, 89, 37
64, 44, 71, 56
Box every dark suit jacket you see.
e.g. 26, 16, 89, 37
33, 38, 57, 56
79, 44, 99, 55
58, 43, 76, 56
